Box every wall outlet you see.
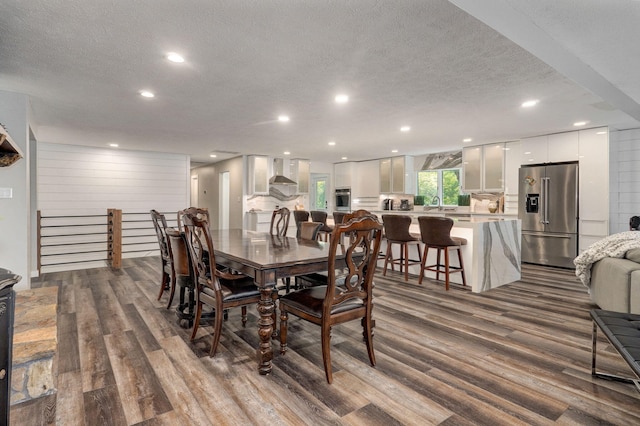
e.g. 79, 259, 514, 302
0, 188, 12, 199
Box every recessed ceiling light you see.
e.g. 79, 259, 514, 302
335, 94, 349, 104
109, 143, 119, 147
278, 115, 290, 122
524, 151, 531, 155
573, 121, 588, 127
596, 131, 607, 135
463, 138, 472, 143
391, 149, 398, 153
328, 141, 336, 146
139, 90, 155, 98
166, 52, 185, 63
400, 126, 411, 132
341, 156, 348, 160
521, 99, 539, 108
284, 151, 291, 155
209, 154, 217, 158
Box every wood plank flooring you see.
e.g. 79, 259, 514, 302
11, 258, 640, 425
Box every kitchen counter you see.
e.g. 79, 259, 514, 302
377, 214, 521, 293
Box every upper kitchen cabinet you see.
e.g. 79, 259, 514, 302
334, 162, 355, 188
503, 140, 522, 214
247, 155, 269, 195
353, 160, 380, 198
290, 159, 310, 193
521, 132, 578, 164
380, 156, 414, 194
462, 144, 504, 192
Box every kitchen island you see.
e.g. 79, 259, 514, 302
374, 211, 521, 293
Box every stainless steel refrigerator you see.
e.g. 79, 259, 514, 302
518, 162, 578, 268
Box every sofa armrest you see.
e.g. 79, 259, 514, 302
591, 258, 640, 313
630, 270, 640, 315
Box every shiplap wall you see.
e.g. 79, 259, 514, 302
610, 128, 640, 233
38, 142, 189, 272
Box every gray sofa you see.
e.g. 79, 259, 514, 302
590, 248, 640, 314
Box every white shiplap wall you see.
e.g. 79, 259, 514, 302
610, 128, 640, 233
38, 142, 190, 272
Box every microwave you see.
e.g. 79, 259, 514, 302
335, 188, 351, 211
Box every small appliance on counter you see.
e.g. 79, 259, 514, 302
383, 199, 393, 210
400, 199, 410, 210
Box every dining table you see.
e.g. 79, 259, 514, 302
208, 228, 349, 375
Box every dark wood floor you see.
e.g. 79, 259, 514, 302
11, 258, 640, 425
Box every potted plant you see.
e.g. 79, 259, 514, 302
414, 195, 425, 211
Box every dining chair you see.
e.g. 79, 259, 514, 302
310, 210, 333, 241
293, 210, 310, 238
182, 212, 263, 356
279, 214, 383, 384
417, 216, 467, 290
381, 214, 422, 281
177, 207, 210, 229
165, 227, 196, 323
150, 210, 172, 301
270, 207, 291, 237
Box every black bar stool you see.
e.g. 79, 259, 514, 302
417, 216, 467, 290
382, 214, 422, 281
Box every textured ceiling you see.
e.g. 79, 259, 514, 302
0, 0, 638, 164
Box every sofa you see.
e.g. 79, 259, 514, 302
590, 248, 640, 314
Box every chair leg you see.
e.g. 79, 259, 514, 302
241, 306, 248, 327
279, 310, 289, 354
444, 247, 451, 291
457, 248, 467, 286
383, 243, 393, 276
321, 323, 333, 384
166, 268, 177, 309
209, 304, 224, 357
403, 242, 409, 281
157, 266, 168, 300
362, 315, 376, 367
190, 299, 203, 341
435, 249, 441, 282
418, 246, 429, 284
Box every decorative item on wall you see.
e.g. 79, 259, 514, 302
0, 124, 23, 167
421, 150, 462, 170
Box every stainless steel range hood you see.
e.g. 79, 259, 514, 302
269, 158, 297, 185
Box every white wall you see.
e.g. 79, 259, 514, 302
0, 91, 31, 290
38, 142, 190, 272
610, 128, 640, 233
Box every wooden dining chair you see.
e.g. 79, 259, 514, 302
279, 214, 383, 384
177, 207, 209, 230
270, 207, 291, 237
164, 227, 194, 319
182, 212, 262, 357
150, 210, 172, 301
293, 210, 310, 238
310, 210, 333, 241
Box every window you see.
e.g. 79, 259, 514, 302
417, 168, 461, 205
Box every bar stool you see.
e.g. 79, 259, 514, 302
417, 216, 467, 290
382, 214, 422, 281
310, 210, 333, 241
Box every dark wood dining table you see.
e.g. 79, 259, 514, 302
208, 228, 343, 375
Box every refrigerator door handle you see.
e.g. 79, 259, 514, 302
543, 177, 550, 225
521, 231, 573, 238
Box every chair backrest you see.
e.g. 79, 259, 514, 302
299, 222, 323, 241
333, 212, 347, 226
310, 210, 328, 224
270, 207, 290, 237
344, 209, 377, 222
381, 214, 414, 241
177, 207, 210, 229
418, 216, 458, 246
165, 227, 190, 275
181, 212, 220, 292
150, 210, 170, 260
324, 215, 383, 316
293, 210, 310, 238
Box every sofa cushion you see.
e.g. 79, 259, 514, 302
625, 248, 640, 263
590, 257, 640, 313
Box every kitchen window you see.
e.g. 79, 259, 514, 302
417, 168, 461, 206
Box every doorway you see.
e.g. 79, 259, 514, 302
190, 176, 198, 207
219, 171, 230, 229
310, 174, 329, 211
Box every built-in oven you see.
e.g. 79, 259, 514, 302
335, 188, 351, 211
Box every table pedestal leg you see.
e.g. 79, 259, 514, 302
257, 287, 275, 375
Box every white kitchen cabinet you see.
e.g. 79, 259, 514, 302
503, 140, 522, 215
578, 127, 609, 251
462, 144, 504, 192
247, 155, 269, 195
334, 162, 355, 188
290, 159, 310, 193
380, 156, 413, 194
353, 160, 380, 198
521, 132, 578, 164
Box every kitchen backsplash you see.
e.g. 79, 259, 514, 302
246, 194, 310, 212
470, 193, 504, 213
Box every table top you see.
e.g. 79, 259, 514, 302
208, 229, 332, 270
